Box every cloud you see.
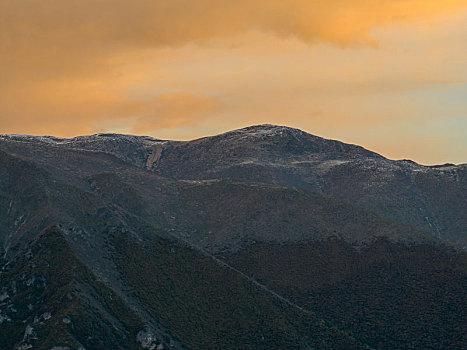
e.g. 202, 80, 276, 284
0, 84, 221, 136
0, 1, 466, 163
2, 0, 466, 81
128, 92, 222, 133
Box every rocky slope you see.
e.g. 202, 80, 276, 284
0, 125, 465, 349
3, 124, 464, 247
144, 125, 466, 248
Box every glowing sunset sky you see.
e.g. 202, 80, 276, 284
1, 0, 466, 164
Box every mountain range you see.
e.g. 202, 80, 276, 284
0, 124, 465, 349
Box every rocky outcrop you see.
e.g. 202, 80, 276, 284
146, 144, 163, 170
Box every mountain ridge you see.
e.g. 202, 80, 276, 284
1, 125, 465, 248
2, 124, 464, 166
1, 124, 466, 349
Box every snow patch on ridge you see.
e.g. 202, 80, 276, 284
0, 133, 164, 148
219, 124, 315, 141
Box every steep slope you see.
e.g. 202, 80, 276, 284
224, 239, 467, 349
87, 174, 467, 349
1, 128, 466, 349
4, 125, 463, 247
109, 228, 366, 349
145, 125, 466, 247
1, 224, 368, 350
0, 152, 368, 349
0, 150, 83, 257
0, 226, 147, 350
89, 174, 435, 251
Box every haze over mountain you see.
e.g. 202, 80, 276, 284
0, 125, 466, 349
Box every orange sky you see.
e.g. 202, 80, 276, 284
1, 0, 466, 164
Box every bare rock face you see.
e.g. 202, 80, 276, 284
136, 326, 180, 350
137, 328, 159, 349
146, 144, 164, 170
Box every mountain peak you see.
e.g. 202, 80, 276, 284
223, 124, 309, 139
